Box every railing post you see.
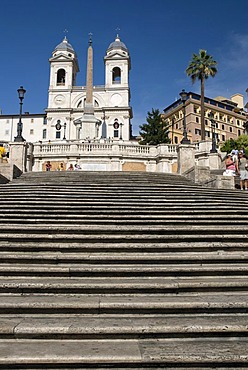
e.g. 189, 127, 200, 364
177, 144, 195, 175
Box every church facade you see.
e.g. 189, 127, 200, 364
0, 34, 133, 144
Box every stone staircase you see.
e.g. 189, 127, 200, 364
0, 170, 248, 369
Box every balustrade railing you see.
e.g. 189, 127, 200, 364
33, 141, 178, 158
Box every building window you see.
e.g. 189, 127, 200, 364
205, 119, 208, 125
230, 127, 233, 133
31, 119, 34, 123
43, 117, 47, 125
215, 123, 218, 129
56, 131, 61, 139
30, 129, 34, 135
43, 129, 47, 139
114, 130, 119, 137
174, 136, 178, 144
5, 130, 9, 136
238, 129, 241, 136
195, 129, 201, 135
57, 69, 65, 85
222, 135, 225, 141
205, 131, 210, 137
196, 117, 199, 123
237, 120, 240, 125
112, 67, 121, 84
222, 124, 225, 130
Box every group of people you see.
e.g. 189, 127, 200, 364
224, 149, 248, 190
45, 162, 82, 172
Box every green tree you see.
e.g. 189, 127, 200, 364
139, 108, 171, 145
186, 49, 218, 141
220, 135, 248, 157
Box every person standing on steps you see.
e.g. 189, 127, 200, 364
45, 161, 52, 171
224, 153, 236, 176
236, 151, 248, 190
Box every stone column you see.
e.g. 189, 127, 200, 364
177, 144, 195, 174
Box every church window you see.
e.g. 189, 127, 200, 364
56, 131, 61, 139
113, 118, 119, 137
112, 67, 121, 84
57, 69, 66, 85
43, 129, 47, 139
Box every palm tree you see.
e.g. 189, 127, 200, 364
186, 50, 217, 141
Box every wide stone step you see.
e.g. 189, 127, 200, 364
1, 315, 248, 339
1, 216, 248, 226
0, 230, 245, 244
0, 277, 248, 294
1, 294, 248, 315
0, 338, 247, 368
0, 250, 247, 262
0, 263, 248, 277
0, 224, 247, 235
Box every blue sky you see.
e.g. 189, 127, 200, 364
0, 0, 248, 135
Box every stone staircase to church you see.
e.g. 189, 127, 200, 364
0, 170, 248, 369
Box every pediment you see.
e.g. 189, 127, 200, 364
49, 53, 73, 62
105, 51, 129, 60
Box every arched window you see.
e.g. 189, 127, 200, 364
112, 67, 121, 84
57, 69, 65, 85
113, 118, 119, 137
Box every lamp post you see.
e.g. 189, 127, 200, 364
14, 86, 26, 142
179, 89, 190, 144
63, 122, 66, 140
208, 111, 217, 153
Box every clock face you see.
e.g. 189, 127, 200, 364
54, 95, 65, 105
110, 93, 122, 106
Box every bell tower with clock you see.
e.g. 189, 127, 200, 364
46, 36, 79, 140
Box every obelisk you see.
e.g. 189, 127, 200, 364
81, 33, 98, 139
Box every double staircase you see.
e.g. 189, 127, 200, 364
0, 170, 248, 369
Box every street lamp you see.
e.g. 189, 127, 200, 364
63, 122, 66, 140
14, 86, 26, 142
179, 89, 190, 144
208, 111, 217, 153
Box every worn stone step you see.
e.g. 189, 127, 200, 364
0, 224, 247, 235
0, 294, 247, 314
0, 277, 248, 294
0, 263, 248, 277
0, 251, 247, 262
1, 217, 248, 227
1, 315, 248, 339
0, 231, 245, 244
0, 338, 247, 368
